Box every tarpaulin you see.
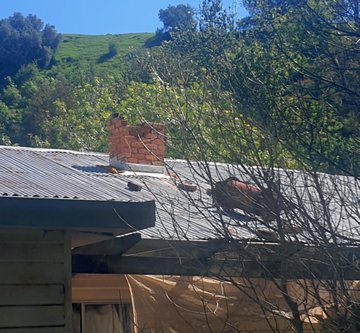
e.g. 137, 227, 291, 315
126, 275, 322, 332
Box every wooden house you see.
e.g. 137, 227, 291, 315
1, 116, 359, 332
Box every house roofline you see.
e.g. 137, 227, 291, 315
0, 196, 155, 233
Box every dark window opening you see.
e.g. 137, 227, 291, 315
72, 303, 132, 333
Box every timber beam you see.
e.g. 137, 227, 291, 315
72, 254, 360, 279
72, 238, 360, 279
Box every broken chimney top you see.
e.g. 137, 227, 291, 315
108, 116, 165, 173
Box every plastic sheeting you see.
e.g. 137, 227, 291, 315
126, 275, 322, 333
72, 274, 360, 332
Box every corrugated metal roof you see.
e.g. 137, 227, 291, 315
0, 146, 148, 201
0, 146, 227, 240
1, 146, 359, 243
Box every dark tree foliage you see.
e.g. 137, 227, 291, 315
159, 4, 196, 32
146, 4, 196, 47
238, 0, 360, 175
0, 12, 61, 86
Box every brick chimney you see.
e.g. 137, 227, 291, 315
108, 116, 165, 172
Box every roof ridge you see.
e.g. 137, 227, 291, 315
0, 145, 107, 156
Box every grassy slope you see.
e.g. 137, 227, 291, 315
55, 33, 153, 74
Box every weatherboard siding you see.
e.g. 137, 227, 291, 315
0, 228, 71, 332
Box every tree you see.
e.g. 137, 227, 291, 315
146, 4, 196, 47
154, 0, 360, 175
237, 0, 360, 175
122, 0, 360, 331
0, 12, 61, 86
0, 64, 121, 150
159, 4, 196, 32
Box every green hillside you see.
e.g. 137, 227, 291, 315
55, 33, 153, 73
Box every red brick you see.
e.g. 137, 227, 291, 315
115, 142, 128, 149
138, 148, 149, 155
131, 141, 144, 149
144, 143, 158, 150
152, 138, 164, 146
136, 159, 148, 164
108, 118, 165, 165
143, 133, 155, 140
126, 158, 139, 163
124, 135, 137, 141
144, 154, 157, 161
128, 127, 138, 136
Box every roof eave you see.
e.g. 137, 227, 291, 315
0, 196, 155, 233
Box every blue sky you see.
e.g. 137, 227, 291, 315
1, 0, 247, 35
